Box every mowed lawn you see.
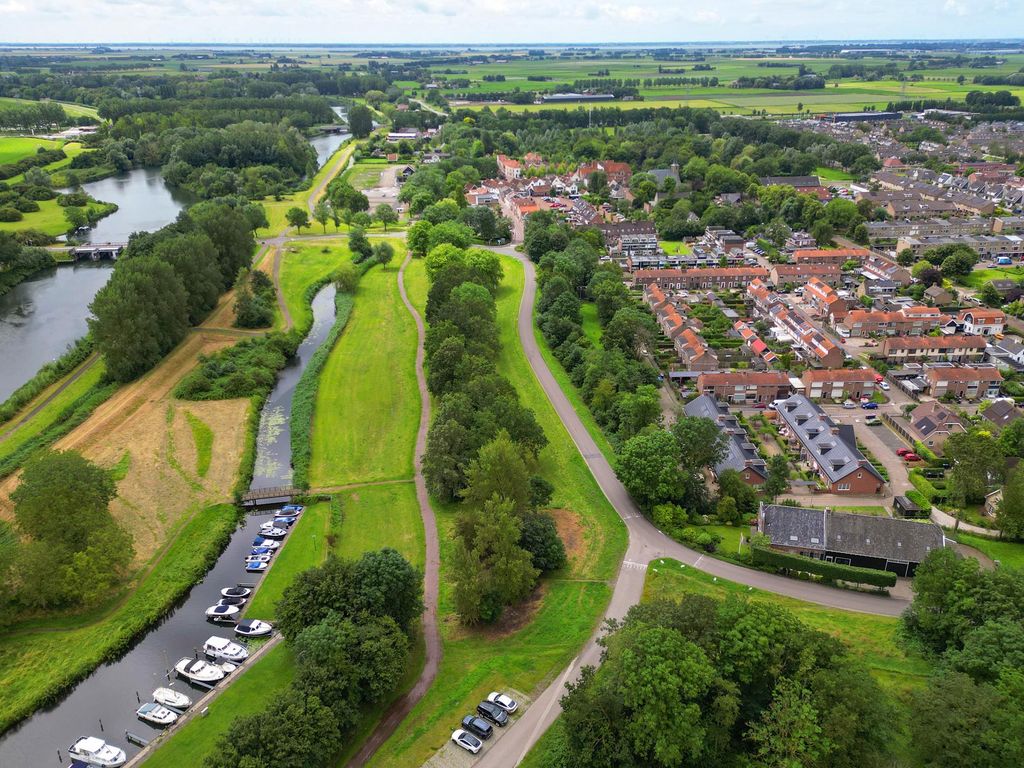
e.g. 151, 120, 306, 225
277, 240, 352, 330
363, 254, 627, 768
960, 266, 1024, 289
310, 254, 419, 487
333, 483, 425, 569
0, 136, 60, 164
956, 533, 1024, 569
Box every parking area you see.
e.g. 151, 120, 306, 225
823, 405, 912, 495
361, 165, 401, 209
422, 689, 532, 768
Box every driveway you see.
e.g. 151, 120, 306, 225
823, 404, 912, 496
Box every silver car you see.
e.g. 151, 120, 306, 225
487, 691, 519, 714
451, 729, 482, 754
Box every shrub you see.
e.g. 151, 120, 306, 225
0, 206, 23, 222
174, 334, 295, 400
751, 546, 897, 588
680, 526, 723, 553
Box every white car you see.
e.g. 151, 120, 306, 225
451, 729, 483, 754
879, 381, 890, 391
68, 736, 127, 767
842, 400, 857, 409
175, 657, 227, 684
487, 691, 519, 714
204, 635, 250, 663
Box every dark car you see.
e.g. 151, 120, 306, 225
861, 402, 878, 410
476, 700, 509, 727
461, 715, 493, 740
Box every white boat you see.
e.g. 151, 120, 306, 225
175, 657, 226, 684
234, 618, 273, 638
152, 687, 192, 710
244, 554, 272, 564
206, 604, 240, 621
245, 561, 268, 573
204, 635, 250, 663
221, 587, 252, 599
251, 537, 280, 549
258, 525, 287, 539
68, 736, 126, 767
136, 701, 178, 726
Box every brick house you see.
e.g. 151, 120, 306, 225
879, 335, 987, 364
770, 263, 842, 287
792, 247, 871, 265
925, 365, 1003, 400
733, 321, 778, 366
838, 307, 948, 337
576, 160, 632, 187
803, 278, 849, 322
496, 154, 522, 180
774, 395, 886, 494
632, 267, 768, 290
696, 371, 793, 405
800, 369, 878, 401
684, 395, 768, 485
767, 304, 845, 368
890, 401, 967, 454
951, 308, 1006, 337
677, 327, 719, 371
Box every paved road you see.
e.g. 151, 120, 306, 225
476, 252, 910, 768
347, 252, 442, 767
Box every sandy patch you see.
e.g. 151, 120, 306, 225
549, 508, 585, 570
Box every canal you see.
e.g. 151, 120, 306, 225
0, 284, 340, 767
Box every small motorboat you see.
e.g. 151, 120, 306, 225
216, 596, 246, 607
68, 736, 126, 767
244, 554, 272, 564
175, 657, 226, 684
281, 504, 304, 513
136, 701, 178, 727
258, 527, 287, 540
221, 587, 252, 599
206, 604, 240, 621
250, 546, 275, 556
152, 687, 192, 710
234, 618, 273, 638
245, 561, 268, 573
251, 536, 280, 549
271, 515, 298, 526
204, 635, 250, 663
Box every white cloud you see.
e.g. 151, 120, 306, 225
943, 0, 969, 15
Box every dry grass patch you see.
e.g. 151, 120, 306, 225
549, 508, 585, 570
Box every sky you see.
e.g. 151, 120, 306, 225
2, 0, 1023, 45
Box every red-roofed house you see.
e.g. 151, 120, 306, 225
879, 335, 987, 363
496, 154, 522, 180
770, 263, 842, 287
576, 160, 632, 186
953, 308, 1006, 336
632, 267, 769, 290
803, 278, 849, 323
697, 371, 792, 404
677, 327, 719, 371
801, 369, 878, 401
792, 248, 871, 265
925, 366, 1002, 400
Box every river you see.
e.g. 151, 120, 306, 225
0, 284, 340, 767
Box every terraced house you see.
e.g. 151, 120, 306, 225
800, 368, 878, 401
879, 335, 987, 363
803, 278, 849, 323
684, 395, 768, 485
696, 371, 792, 405
948, 308, 1006, 337
774, 395, 885, 494
632, 267, 769, 290
837, 306, 948, 338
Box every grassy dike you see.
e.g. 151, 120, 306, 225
363, 256, 627, 767
141, 245, 427, 767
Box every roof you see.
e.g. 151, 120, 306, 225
774, 395, 884, 484
698, 371, 791, 387
772, 264, 841, 277
683, 395, 767, 479
793, 248, 871, 261
884, 335, 987, 350
801, 368, 878, 383
983, 400, 1023, 429
910, 401, 967, 437
959, 308, 1006, 323
761, 504, 946, 564
925, 366, 1003, 383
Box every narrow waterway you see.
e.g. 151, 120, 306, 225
0, 285, 339, 767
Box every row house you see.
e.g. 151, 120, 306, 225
746, 278, 775, 316
767, 303, 845, 369
496, 154, 522, 180
631, 267, 768, 290
677, 327, 719, 371
896, 234, 1024, 260
696, 371, 792, 405
838, 307, 948, 338
866, 216, 994, 242
774, 395, 885, 494
879, 335, 988, 364
925, 364, 1002, 401
792, 247, 870, 265
733, 321, 778, 366
861, 254, 913, 286
770, 263, 841, 287
800, 368, 878, 401
576, 160, 632, 187
948, 308, 1006, 336
684, 395, 768, 485
597, 221, 659, 262
803, 278, 849, 323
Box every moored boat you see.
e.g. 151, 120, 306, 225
204, 635, 250, 663
174, 657, 226, 684
221, 586, 252, 599
136, 702, 178, 727
234, 618, 273, 638
67, 736, 126, 767
152, 687, 192, 710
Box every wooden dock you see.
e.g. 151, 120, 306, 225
240, 486, 299, 508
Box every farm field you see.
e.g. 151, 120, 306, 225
309, 251, 418, 487
363, 254, 627, 768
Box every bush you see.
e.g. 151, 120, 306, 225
909, 468, 946, 503
57, 192, 89, 207
12, 198, 40, 213
751, 546, 897, 588
680, 526, 723, 553
0, 206, 23, 222
905, 489, 931, 511
174, 334, 296, 400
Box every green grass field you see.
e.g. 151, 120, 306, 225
579, 301, 602, 346
960, 267, 1024, 289
0, 197, 115, 237
0, 360, 106, 462
333, 483, 425, 569
0, 96, 100, 119
816, 165, 856, 182
277, 240, 352, 330
0, 503, 239, 733
310, 254, 419, 487
0, 136, 60, 164
659, 240, 693, 255
141, 643, 296, 768
363, 254, 627, 768
956, 533, 1024, 569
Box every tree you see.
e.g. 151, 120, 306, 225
461, 431, 533, 515
997, 418, 1024, 458
912, 260, 943, 287
348, 226, 373, 262
518, 513, 567, 573
372, 241, 395, 269
747, 678, 824, 768
152, 232, 222, 324
348, 104, 373, 138
312, 199, 331, 233
89, 257, 190, 382
332, 261, 360, 293
716, 495, 741, 525
716, 469, 757, 517
64, 205, 88, 232
374, 203, 398, 232
241, 201, 269, 234
810, 219, 834, 246
189, 201, 256, 290
349, 548, 424, 633
407, 220, 433, 257
763, 454, 790, 502
671, 416, 729, 475
997, 464, 1024, 540
286, 206, 309, 233
945, 429, 1004, 517
616, 431, 685, 510
603, 307, 655, 359
615, 384, 662, 442
979, 282, 1003, 307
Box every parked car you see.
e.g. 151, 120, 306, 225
842, 400, 857, 409
476, 700, 509, 726
752, 402, 767, 409
865, 416, 881, 426
897, 448, 912, 457
874, 374, 884, 383
861, 402, 878, 410
903, 453, 922, 462
879, 381, 890, 391
487, 691, 519, 714
461, 715, 494, 740
451, 729, 482, 754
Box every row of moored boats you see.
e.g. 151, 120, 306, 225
65, 505, 303, 767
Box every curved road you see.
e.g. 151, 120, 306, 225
347, 252, 442, 766
476, 252, 910, 768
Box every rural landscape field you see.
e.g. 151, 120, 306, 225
3, 13, 1024, 768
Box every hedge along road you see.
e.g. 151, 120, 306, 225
474, 249, 910, 768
